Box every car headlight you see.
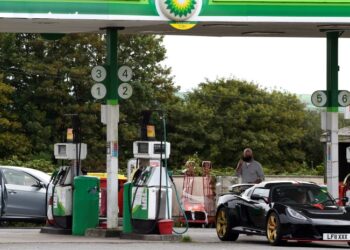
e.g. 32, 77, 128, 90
287, 207, 307, 221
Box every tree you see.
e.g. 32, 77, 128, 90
300, 110, 323, 168
0, 33, 178, 171
169, 78, 308, 173
0, 80, 30, 158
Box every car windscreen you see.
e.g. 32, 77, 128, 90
231, 185, 253, 195
271, 185, 335, 206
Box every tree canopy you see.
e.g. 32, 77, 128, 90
0, 34, 324, 175
168, 79, 322, 173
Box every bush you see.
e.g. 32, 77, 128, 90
0, 156, 55, 173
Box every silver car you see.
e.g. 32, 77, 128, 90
0, 166, 51, 222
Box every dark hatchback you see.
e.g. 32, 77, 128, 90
216, 181, 350, 246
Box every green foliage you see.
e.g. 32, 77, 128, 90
0, 34, 325, 176
0, 80, 31, 158
0, 33, 178, 172
181, 235, 193, 242
0, 156, 55, 173
169, 78, 321, 174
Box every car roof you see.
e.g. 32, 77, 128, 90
230, 183, 254, 188
0, 165, 51, 184
254, 180, 319, 189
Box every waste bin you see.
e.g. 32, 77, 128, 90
72, 176, 100, 236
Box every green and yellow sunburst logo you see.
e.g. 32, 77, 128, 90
158, 0, 201, 21
165, 0, 196, 18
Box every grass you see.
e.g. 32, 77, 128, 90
181, 235, 193, 243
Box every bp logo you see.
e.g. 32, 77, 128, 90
158, 0, 202, 21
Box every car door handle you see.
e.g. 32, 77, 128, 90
8, 191, 16, 194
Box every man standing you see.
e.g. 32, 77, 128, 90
236, 148, 265, 184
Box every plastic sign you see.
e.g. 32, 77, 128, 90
338, 90, 350, 107
169, 22, 197, 30
91, 65, 107, 82
311, 90, 327, 107
118, 83, 133, 99
158, 0, 202, 21
118, 66, 132, 82
91, 83, 107, 99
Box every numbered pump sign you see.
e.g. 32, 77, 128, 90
91, 65, 107, 82
118, 83, 133, 99
118, 66, 132, 82
311, 90, 327, 107
338, 90, 350, 107
117, 65, 133, 99
91, 83, 107, 100
311, 90, 350, 107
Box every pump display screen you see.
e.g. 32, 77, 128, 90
138, 143, 149, 154
58, 145, 67, 156
154, 144, 165, 154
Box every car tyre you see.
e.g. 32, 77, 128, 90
266, 212, 285, 246
216, 206, 239, 241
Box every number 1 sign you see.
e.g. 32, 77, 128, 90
91, 83, 107, 99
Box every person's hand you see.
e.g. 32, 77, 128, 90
255, 178, 262, 184
236, 159, 243, 170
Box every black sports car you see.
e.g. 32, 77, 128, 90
216, 181, 350, 246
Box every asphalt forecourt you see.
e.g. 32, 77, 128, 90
0, 228, 349, 249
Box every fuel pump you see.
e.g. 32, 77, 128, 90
46, 115, 87, 229
123, 111, 173, 234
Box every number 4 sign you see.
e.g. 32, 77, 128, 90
118, 66, 132, 82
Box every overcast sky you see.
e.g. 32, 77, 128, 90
162, 36, 350, 94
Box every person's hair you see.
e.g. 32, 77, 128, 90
243, 148, 253, 155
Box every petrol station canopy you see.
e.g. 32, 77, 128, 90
2, 0, 350, 36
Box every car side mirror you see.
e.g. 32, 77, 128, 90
32, 181, 45, 189
342, 197, 349, 203
251, 194, 269, 203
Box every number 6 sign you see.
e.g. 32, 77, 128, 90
338, 90, 350, 107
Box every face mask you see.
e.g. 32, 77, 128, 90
243, 156, 252, 162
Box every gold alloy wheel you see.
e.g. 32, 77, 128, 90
216, 209, 227, 238
267, 214, 278, 242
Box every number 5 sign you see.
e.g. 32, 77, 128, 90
311, 90, 327, 107
338, 90, 350, 107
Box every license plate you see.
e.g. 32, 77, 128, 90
323, 233, 350, 240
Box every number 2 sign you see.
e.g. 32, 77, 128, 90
118, 83, 133, 99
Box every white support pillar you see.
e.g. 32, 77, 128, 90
326, 112, 339, 199
106, 104, 119, 228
